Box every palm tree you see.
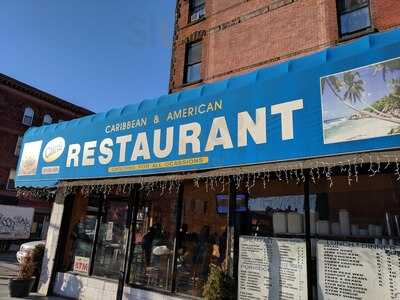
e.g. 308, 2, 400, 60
374, 60, 400, 82
389, 78, 400, 98
342, 72, 364, 102
322, 71, 400, 124
343, 72, 397, 118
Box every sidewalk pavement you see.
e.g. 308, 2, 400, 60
0, 251, 68, 300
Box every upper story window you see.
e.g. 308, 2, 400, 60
22, 107, 34, 126
43, 114, 52, 125
6, 169, 16, 190
338, 0, 371, 37
189, 0, 205, 23
14, 136, 22, 156
184, 41, 202, 84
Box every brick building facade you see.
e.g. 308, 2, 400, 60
0, 73, 92, 205
169, 0, 400, 93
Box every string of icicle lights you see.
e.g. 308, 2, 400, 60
16, 155, 400, 199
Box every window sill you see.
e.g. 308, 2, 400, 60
338, 27, 376, 43
179, 79, 203, 89
183, 16, 206, 29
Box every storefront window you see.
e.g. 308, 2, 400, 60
308, 171, 400, 299
175, 182, 228, 297
309, 172, 400, 240
61, 192, 129, 279
64, 193, 100, 274
129, 190, 177, 291
92, 197, 129, 280
247, 178, 305, 237
70, 215, 97, 274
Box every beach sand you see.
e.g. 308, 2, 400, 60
324, 117, 400, 144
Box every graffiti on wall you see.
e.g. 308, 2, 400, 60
0, 205, 34, 239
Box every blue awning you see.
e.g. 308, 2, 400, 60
16, 28, 400, 188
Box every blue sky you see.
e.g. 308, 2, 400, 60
321, 61, 399, 121
0, 1, 176, 113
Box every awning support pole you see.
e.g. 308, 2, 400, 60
303, 170, 313, 300
227, 176, 237, 281
170, 182, 184, 292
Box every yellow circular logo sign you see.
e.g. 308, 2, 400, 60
42, 137, 65, 163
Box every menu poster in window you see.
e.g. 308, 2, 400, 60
73, 256, 90, 274
317, 240, 400, 300
238, 236, 308, 300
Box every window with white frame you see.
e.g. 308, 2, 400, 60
22, 107, 34, 126
43, 114, 52, 125
14, 136, 22, 156
6, 169, 16, 190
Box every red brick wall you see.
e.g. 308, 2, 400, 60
0, 82, 91, 198
170, 0, 400, 92
372, 0, 400, 31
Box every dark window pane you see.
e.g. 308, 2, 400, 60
175, 182, 228, 298
186, 63, 201, 83
190, 0, 205, 22
247, 181, 305, 237
69, 215, 97, 275
185, 41, 202, 83
187, 42, 202, 65
92, 200, 129, 280
339, 0, 368, 12
6, 179, 15, 190
191, 0, 204, 7
60, 194, 100, 274
309, 173, 400, 238
128, 191, 176, 291
340, 6, 371, 35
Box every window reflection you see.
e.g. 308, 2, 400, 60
92, 199, 128, 280
189, 0, 205, 22
247, 180, 305, 237
184, 41, 202, 83
340, 7, 371, 35
338, 0, 371, 36
129, 191, 176, 291
175, 183, 227, 297
62, 193, 99, 274
310, 174, 400, 239
70, 215, 96, 274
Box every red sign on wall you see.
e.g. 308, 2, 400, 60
73, 256, 90, 274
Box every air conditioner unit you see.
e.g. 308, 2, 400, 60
191, 11, 201, 22
22, 115, 33, 126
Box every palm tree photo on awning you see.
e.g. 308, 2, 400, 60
321, 57, 400, 144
